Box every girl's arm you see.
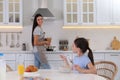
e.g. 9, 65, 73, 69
60, 55, 72, 68
74, 62, 97, 74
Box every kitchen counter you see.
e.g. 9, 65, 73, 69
1, 50, 120, 54
7, 69, 107, 80
0, 50, 33, 54
46, 50, 120, 53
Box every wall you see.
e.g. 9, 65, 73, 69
22, 0, 120, 51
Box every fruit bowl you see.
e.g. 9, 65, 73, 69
24, 65, 39, 77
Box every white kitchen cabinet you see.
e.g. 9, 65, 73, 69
0, 0, 22, 26
64, 0, 95, 25
6, 61, 16, 70
24, 54, 34, 68
93, 52, 105, 62
46, 51, 73, 69
4, 54, 16, 70
2, 51, 34, 70
96, 0, 112, 25
105, 53, 120, 80
64, 0, 79, 25
64, 0, 120, 26
93, 51, 120, 80
112, 0, 120, 25
96, 0, 120, 25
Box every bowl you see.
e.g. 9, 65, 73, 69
59, 67, 71, 73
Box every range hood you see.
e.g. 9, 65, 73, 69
33, 0, 55, 19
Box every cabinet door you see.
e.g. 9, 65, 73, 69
64, 0, 79, 25
96, 0, 112, 25
6, 61, 16, 70
105, 53, 120, 80
93, 53, 105, 62
0, 0, 22, 25
113, 0, 120, 25
24, 54, 34, 68
0, 0, 5, 23
4, 54, 16, 70
81, 0, 95, 24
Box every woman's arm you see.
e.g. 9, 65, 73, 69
34, 35, 50, 46
74, 62, 97, 74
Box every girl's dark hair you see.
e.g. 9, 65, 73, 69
32, 14, 43, 46
74, 37, 94, 65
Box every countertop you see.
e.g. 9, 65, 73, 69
1, 50, 120, 54
7, 69, 106, 80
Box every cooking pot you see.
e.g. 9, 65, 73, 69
45, 46, 56, 51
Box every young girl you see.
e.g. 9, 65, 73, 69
60, 37, 96, 74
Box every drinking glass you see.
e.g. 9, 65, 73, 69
18, 64, 24, 75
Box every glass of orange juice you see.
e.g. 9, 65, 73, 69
18, 64, 24, 75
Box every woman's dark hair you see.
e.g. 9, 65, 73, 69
74, 37, 94, 65
32, 14, 43, 46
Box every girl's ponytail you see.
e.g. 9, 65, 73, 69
88, 47, 94, 65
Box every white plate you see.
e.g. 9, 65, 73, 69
24, 71, 40, 77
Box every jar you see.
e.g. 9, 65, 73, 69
22, 43, 26, 51
0, 53, 6, 80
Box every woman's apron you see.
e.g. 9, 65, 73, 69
36, 32, 48, 64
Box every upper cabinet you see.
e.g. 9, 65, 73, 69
0, 0, 22, 26
96, 0, 120, 25
64, 0, 95, 25
64, 0, 79, 25
112, 0, 120, 25
64, 0, 120, 25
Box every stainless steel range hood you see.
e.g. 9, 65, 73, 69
33, 8, 54, 19
32, 0, 55, 19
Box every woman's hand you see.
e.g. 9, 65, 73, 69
45, 41, 51, 45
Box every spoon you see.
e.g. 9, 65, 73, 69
10, 33, 15, 48
0, 33, 2, 47
16, 33, 20, 48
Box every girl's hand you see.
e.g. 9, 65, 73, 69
60, 55, 67, 61
74, 64, 81, 71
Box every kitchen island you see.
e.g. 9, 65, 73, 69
1, 50, 120, 80
7, 69, 106, 80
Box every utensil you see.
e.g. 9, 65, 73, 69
10, 33, 15, 48
0, 33, 3, 47
16, 33, 20, 48
6, 33, 8, 46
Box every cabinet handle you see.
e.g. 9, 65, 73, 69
110, 54, 119, 56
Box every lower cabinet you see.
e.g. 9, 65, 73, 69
46, 51, 73, 69
4, 54, 16, 70
4, 51, 34, 71
105, 53, 120, 80
94, 52, 120, 80
93, 52, 105, 62
3, 50, 120, 80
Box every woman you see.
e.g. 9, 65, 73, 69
32, 14, 50, 69
60, 37, 96, 74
